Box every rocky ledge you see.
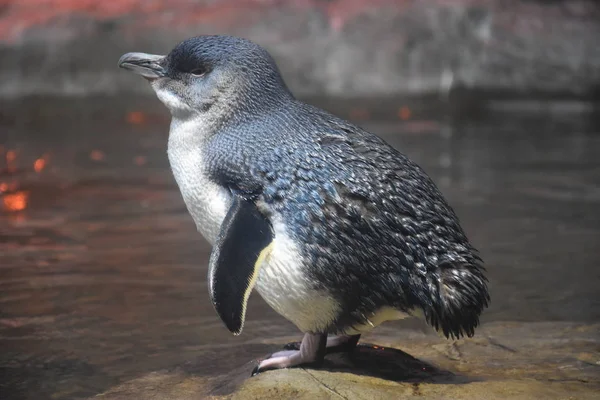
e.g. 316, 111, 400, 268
95, 321, 600, 399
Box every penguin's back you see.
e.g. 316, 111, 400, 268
206, 101, 488, 337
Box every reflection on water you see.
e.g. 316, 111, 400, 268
0, 96, 598, 399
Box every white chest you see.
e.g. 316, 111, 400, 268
167, 119, 231, 244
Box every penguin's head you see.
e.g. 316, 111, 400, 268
119, 35, 292, 119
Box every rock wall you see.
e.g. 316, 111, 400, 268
0, 0, 598, 97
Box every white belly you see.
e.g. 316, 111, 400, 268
167, 140, 230, 244
254, 224, 409, 334
254, 218, 341, 333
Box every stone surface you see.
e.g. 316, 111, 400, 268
95, 322, 600, 399
0, 0, 599, 97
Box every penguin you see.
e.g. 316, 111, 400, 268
118, 35, 489, 373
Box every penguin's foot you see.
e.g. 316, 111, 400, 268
252, 332, 326, 375
283, 334, 361, 354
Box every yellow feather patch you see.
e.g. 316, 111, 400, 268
234, 241, 274, 335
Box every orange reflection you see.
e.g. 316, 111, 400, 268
3, 191, 29, 212
398, 106, 411, 120
127, 111, 146, 125
6, 150, 16, 163
134, 156, 147, 166
0, 183, 7, 192
34, 158, 46, 173
90, 150, 105, 161
6, 150, 17, 172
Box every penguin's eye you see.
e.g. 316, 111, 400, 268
190, 68, 206, 77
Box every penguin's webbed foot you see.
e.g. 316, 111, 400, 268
283, 334, 361, 354
252, 332, 326, 375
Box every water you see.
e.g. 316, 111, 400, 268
0, 96, 599, 399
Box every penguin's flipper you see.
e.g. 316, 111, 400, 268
208, 196, 273, 335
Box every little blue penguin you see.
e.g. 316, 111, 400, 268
118, 35, 490, 373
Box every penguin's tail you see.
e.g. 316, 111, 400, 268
422, 259, 490, 339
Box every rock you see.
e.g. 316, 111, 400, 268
94, 322, 600, 399
1, 1, 599, 97
236, 372, 597, 400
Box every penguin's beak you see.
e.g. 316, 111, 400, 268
118, 53, 166, 80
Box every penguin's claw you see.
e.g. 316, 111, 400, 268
252, 332, 327, 376
252, 350, 323, 375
